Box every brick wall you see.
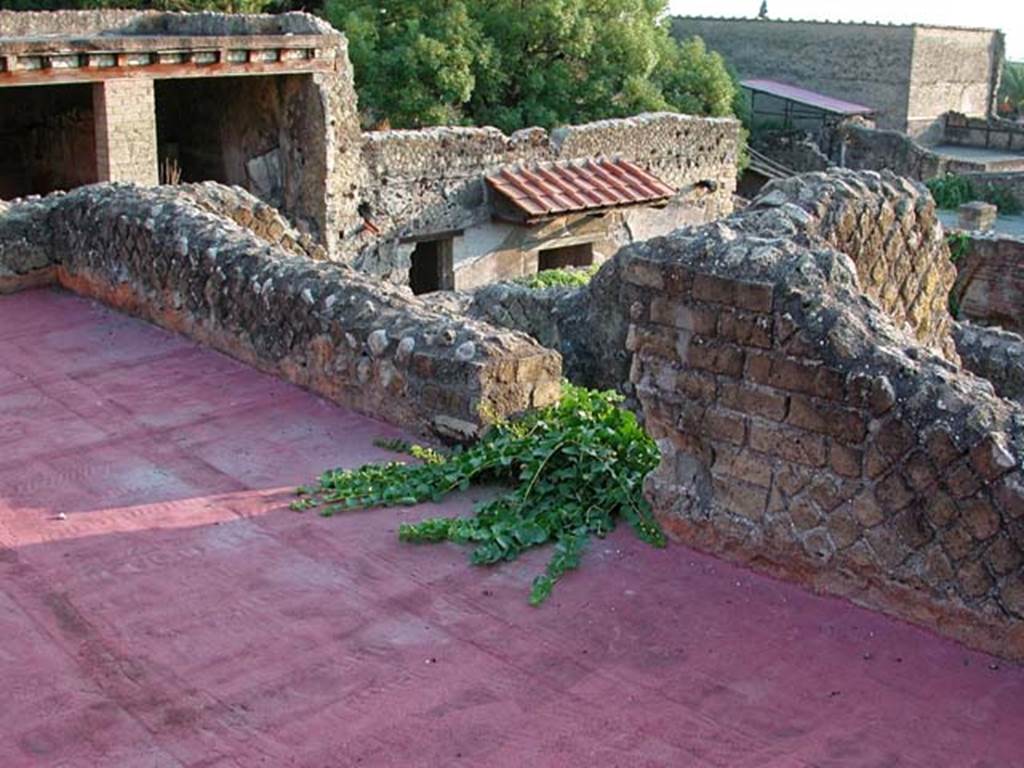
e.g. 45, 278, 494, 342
953, 232, 1024, 334
619, 171, 1024, 660
92, 79, 158, 186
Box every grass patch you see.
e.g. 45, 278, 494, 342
292, 383, 665, 604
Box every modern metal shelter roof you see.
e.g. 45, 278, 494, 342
486, 157, 674, 220
741, 79, 875, 116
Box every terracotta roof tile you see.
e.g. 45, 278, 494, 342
486, 157, 675, 219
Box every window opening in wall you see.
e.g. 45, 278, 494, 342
537, 242, 595, 271
409, 238, 455, 294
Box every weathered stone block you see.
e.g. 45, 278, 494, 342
748, 422, 826, 467
685, 338, 745, 377
786, 395, 866, 444
945, 461, 983, 500
957, 560, 994, 599
712, 474, 769, 521
703, 407, 747, 446
957, 200, 997, 231
829, 443, 863, 478
875, 471, 915, 513
712, 445, 773, 488
693, 272, 774, 313
963, 498, 1001, 541
719, 380, 788, 421
717, 309, 772, 348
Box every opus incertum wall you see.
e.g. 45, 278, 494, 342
0, 184, 561, 438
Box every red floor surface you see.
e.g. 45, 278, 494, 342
2, 288, 1023, 768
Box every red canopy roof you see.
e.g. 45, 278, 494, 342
486, 157, 675, 220
741, 79, 874, 116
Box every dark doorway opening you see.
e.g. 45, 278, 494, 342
0, 83, 97, 199
538, 242, 595, 271
154, 75, 294, 203
409, 239, 454, 294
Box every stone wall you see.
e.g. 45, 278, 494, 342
349, 113, 739, 283
175, 182, 326, 260
954, 322, 1024, 404
952, 232, 1024, 334
0, 184, 561, 438
752, 131, 832, 174
779, 174, 959, 359
672, 17, 1001, 136
836, 122, 987, 180
944, 113, 1024, 153
0, 195, 60, 294
0, 9, 332, 37
618, 170, 1023, 660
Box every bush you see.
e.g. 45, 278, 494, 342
927, 174, 1023, 215
514, 264, 599, 290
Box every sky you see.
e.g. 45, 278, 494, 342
668, 1, 1024, 60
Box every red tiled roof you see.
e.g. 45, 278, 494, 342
486, 157, 675, 220
741, 79, 874, 116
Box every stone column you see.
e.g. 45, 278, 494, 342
92, 78, 159, 186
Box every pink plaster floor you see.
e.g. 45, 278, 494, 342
2, 288, 1023, 768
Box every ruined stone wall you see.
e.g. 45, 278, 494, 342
351, 113, 739, 283
619, 171, 1024, 660
954, 322, 1024, 404
952, 232, 1024, 334
0, 9, 331, 37
0, 195, 60, 293
175, 182, 326, 260
672, 18, 916, 131
752, 131, 832, 174
836, 123, 987, 180
0, 9, 146, 36
774, 174, 959, 360
0, 184, 561, 438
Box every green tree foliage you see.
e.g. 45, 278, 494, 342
998, 61, 1024, 118
325, 0, 738, 131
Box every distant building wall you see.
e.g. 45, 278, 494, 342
671, 17, 1002, 138
671, 18, 915, 132
907, 27, 1004, 141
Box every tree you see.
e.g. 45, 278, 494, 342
326, 0, 739, 132
325, 1, 490, 128
998, 61, 1024, 118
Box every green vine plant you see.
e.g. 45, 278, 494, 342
292, 383, 666, 604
